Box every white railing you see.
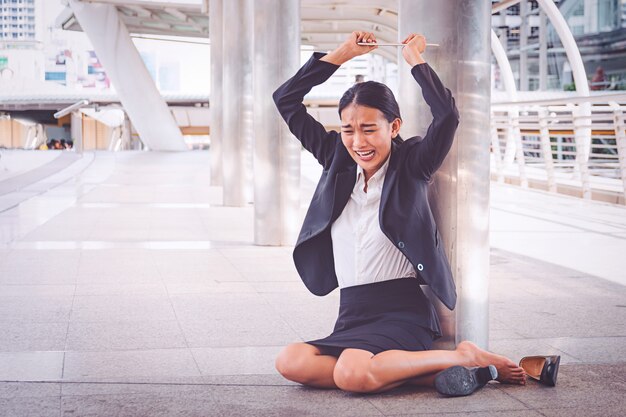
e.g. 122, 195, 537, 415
491, 93, 626, 205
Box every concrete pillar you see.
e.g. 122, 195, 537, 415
398, 0, 492, 349
253, 0, 301, 246
68, 0, 186, 151
222, 0, 254, 206
209, 0, 224, 186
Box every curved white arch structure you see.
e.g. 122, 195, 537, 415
535, 0, 591, 198
491, 29, 527, 186
489, 0, 592, 198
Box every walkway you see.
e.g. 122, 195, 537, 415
0, 150, 624, 416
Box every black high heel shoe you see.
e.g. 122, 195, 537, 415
519, 355, 560, 387
434, 365, 498, 396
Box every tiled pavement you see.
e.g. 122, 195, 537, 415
0, 150, 624, 416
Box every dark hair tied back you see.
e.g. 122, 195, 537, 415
338, 81, 402, 123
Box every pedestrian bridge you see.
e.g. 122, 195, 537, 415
0, 149, 624, 415
0, 0, 625, 414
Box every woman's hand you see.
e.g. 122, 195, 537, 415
401, 33, 427, 67
320, 31, 378, 66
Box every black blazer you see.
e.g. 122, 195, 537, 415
272, 52, 460, 310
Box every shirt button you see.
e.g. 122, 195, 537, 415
398, 241, 405, 249
417, 263, 424, 271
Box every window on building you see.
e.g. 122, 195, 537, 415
598, 0, 620, 32
507, 27, 520, 39
571, 25, 584, 36
507, 4, 520, 15
530, 26, 539, 37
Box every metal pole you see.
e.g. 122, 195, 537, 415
539, 9, 548, 91
70, 111, 83, 154
490, 122, 505, 183
209, 0, 224, 186
512, 112, 529, 188
222, 0, 253, 206
572, 105, 593, 199
611, 105, 626, 202
253, 0, 301, 245
398, 0, 491, 349
536, 0, 592, 198
491, 29, 519, 166
519, 0, 529, 91
539, 108, 557, 192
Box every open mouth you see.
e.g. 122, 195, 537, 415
355, 150, 375, 160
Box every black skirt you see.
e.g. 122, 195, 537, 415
306, 277, 442, 357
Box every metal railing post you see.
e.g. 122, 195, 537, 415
539, 108, 557, 193
511, 109, 528, 188
490, 121, 505, 183
571, 104, 592, 199
610, 103, 626, 201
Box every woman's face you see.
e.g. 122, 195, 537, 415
340, 104, 401, 178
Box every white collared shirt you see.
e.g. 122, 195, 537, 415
331, 155, 417, 288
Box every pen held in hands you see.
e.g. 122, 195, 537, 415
357, 42, 440, 47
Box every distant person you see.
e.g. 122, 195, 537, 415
354, 74, 365, 83
272, 31, 550, 396
590, 66, 606, 90
65, 140, 73, 149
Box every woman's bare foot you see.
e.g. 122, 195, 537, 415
456, 341, 526, 385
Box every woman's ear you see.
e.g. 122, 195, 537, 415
391, 118, 402, 138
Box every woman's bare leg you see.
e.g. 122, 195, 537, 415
333, 341, 526, 394
275, 342, 339, 389
405, 372, 438, 387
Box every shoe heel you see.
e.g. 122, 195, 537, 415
543, 355, 560, 387
476, 364, 498, 385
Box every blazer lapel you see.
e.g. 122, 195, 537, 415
330, 165, 356, 223
379, 141, 400, 226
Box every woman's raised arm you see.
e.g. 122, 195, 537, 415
401, 34, 460, 181
272, 53, 340, 169
272, 32, 378, 169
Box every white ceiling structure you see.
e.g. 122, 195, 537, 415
55, 1, 537, 64
56, 0, 409, 63
57, 0, 211, 38
57, 1, 551, 64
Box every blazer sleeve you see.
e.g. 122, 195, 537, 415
272, 52, 341, 169
407, 63, 460, 181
